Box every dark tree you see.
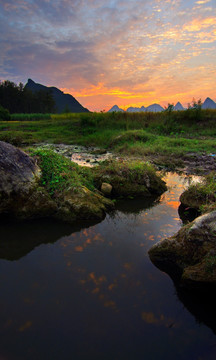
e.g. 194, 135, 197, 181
0, 80, 56, 113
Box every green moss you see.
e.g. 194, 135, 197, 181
29, 149, 94, 196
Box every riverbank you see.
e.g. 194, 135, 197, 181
0, 141, 167, 223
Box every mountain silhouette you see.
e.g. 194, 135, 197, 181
108, 97, 216, 112
25, 79, 89, 113
202, 97, 216, 109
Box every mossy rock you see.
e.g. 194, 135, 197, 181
93, 159, 167, 198
0, 141, 114, 223
149, 211, 216, 289
56, 186, 114, 222
180, 189, 206, 209
180, 172, 216, 211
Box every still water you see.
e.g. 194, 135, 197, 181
0, 173, 216, 360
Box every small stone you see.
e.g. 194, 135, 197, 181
101, 183, 112, 196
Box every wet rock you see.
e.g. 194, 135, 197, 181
148, 211, 216, 289
57, 186, 114, 222
179, 190, 203, 210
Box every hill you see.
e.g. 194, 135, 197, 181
25, 79, 89, 113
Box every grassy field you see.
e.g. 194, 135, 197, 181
0, 110, 216, 161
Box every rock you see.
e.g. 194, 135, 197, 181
0, 140, 40, 194
0, 141, 57, 219
180, 190, 202, 209
148, 211, 216, 289
57, 186, 114, 222
101, 183, 112, 196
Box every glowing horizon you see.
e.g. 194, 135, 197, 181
0, 0, 215, 112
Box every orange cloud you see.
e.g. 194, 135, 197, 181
184, 17, 216, 32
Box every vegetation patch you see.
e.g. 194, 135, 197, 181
1, 109, 216, 169
30, 149, 94, 196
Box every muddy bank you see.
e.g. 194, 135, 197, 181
26, 144, 216, 175
29, 143, 114, 166
149, 153, 216, 175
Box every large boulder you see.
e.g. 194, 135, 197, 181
0, 141, 57, 218
148, 211, 216, 289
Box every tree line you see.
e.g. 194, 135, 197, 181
0, 80, 56, 114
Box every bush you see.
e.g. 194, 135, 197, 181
0, 105, 11, 121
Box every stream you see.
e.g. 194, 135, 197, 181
0, 173, 216, 360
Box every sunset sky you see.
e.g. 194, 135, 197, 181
0, 0, 215, 111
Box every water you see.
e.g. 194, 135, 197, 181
0, 173, 216, 360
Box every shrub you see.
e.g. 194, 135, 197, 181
0, 105, 11, 121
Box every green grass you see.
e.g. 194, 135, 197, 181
1, 110, 216, 158
11, 113, 52, 121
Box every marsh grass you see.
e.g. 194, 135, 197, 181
1, 109, 216, 157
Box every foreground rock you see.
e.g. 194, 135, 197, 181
0, 141, 113, 222
148, 211, 216, 289
0, 141, 57, 218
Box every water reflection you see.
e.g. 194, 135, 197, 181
175, 283, 216, 336
0, 172, 215, 360
178, 203, 200, 224
0, 217, 102, 261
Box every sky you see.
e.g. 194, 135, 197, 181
0, 0, 215, 111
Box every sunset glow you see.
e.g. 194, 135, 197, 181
0, 0, 215, 111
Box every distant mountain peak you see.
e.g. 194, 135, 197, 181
108, 105, 124, 112
145, 103, 164, 112
202, 97, 216, 109
174, 102, 184, 111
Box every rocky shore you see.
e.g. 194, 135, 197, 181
0, 141, 166, 223
149, 170, 216, 289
